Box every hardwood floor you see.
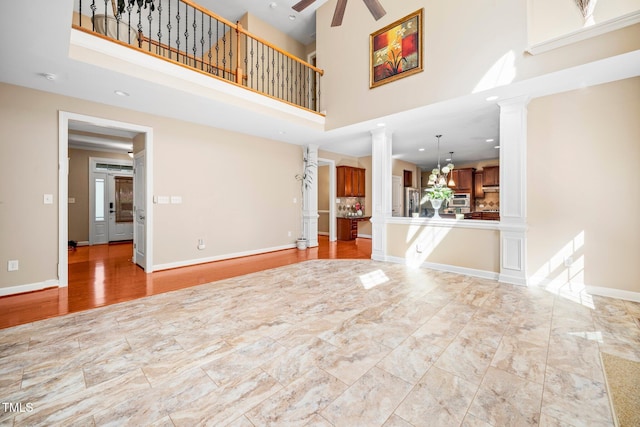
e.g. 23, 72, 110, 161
0, 236, 371, 329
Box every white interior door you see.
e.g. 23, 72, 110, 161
90, 172, 109, 244
392, 175, 403, 217
134, 152, 147, 270
108, 175, 134, 242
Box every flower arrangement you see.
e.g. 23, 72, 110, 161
116, 0, 155, 15
425, 186, 453, 201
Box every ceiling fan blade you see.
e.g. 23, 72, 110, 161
362, 0, 386, 20
292, 0, 316, 12
331, 0, 348, 27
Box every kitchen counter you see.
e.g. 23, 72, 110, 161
337, 216, 370, 241
465, 211, 500, 220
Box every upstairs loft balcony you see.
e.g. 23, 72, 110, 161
72, 0, 323, 114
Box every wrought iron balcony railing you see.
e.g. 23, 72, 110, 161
72, 0, 323, 113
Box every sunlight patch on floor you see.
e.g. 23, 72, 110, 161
359, 269, 390, 290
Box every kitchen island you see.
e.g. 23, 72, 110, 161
337, 216, 371, 241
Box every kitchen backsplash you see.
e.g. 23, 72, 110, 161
475, 192, 500, 211
338, 197, 365, 217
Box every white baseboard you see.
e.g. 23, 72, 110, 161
77, 241, 89, 247
153, 244, 297, 271
384, 255, 499, 281
498, 272, 528, 287
0, 279, 59, 297
318, 232, 329, 236
357, 234, 372, 239
586, 285, 640, 303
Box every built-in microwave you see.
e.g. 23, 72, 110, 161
449, 193, 470, 208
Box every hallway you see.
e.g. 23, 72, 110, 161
0, 237, 371, 329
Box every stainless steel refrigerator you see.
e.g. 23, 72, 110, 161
405, 187, 420, 217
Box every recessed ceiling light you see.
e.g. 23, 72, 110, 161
494, 145, 500, 149
486, 138, 494, 142
42, 73, 57, 81
278, 130, 286, 135
289, 14, 296, 20
486, 95, 498, 101
418, 148, 425, 152
377, 123, 386, 127
114, 90, 130, 97
269, 2, 277, 9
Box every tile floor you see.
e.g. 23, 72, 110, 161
1, 260, 639, 426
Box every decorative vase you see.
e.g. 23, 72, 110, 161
296, 238, 307, 250
430, 199, 443, 219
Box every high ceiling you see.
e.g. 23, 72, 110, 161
2, 1, 639, 169
199, 0, 327, 46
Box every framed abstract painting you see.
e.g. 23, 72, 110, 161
370, 9, 423, 88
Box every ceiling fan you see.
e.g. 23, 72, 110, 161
292, 0, 386, 27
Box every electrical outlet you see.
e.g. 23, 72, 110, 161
287, 231, 292, 237
8, 260, 19, 271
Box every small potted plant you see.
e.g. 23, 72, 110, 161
116, 0, 155, 15
295, 147, 316, 249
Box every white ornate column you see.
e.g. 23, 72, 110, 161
498, 96, 530, 285
370, 128, 392, 261
303, 144, 319, 247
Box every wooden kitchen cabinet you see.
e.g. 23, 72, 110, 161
450, 168, 475, 193
337, 166, 366, 197
475, 171, 484, 199
337, 217, 370, 241
482, 166, 499, 186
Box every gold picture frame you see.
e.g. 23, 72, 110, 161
370, 9, 424, 88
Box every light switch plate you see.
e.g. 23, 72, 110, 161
68, 197, 76, 204
170, 196, 182, 204
157, 196, 170, 204
43, 194, 53, 204
8, 260, 19, 271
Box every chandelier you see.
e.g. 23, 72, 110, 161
427, 135, 454, 188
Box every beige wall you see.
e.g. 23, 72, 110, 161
527, 0, 640, 45
527, 77, 640, 293
0, 83, 302, 289
316, 0, 639, 130
68, 148, 132, 242
392, 159, 419, 188
243, 13, 306, 61
387, 224, 500, 273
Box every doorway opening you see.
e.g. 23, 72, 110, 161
59, 111, 154, 287
317, 158, 336, 242
88, 158, 134, 244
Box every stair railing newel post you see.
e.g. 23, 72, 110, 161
235, 22, 243, 84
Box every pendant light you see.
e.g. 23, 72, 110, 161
447, 152, 455, 187
427, 135, 454, 188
